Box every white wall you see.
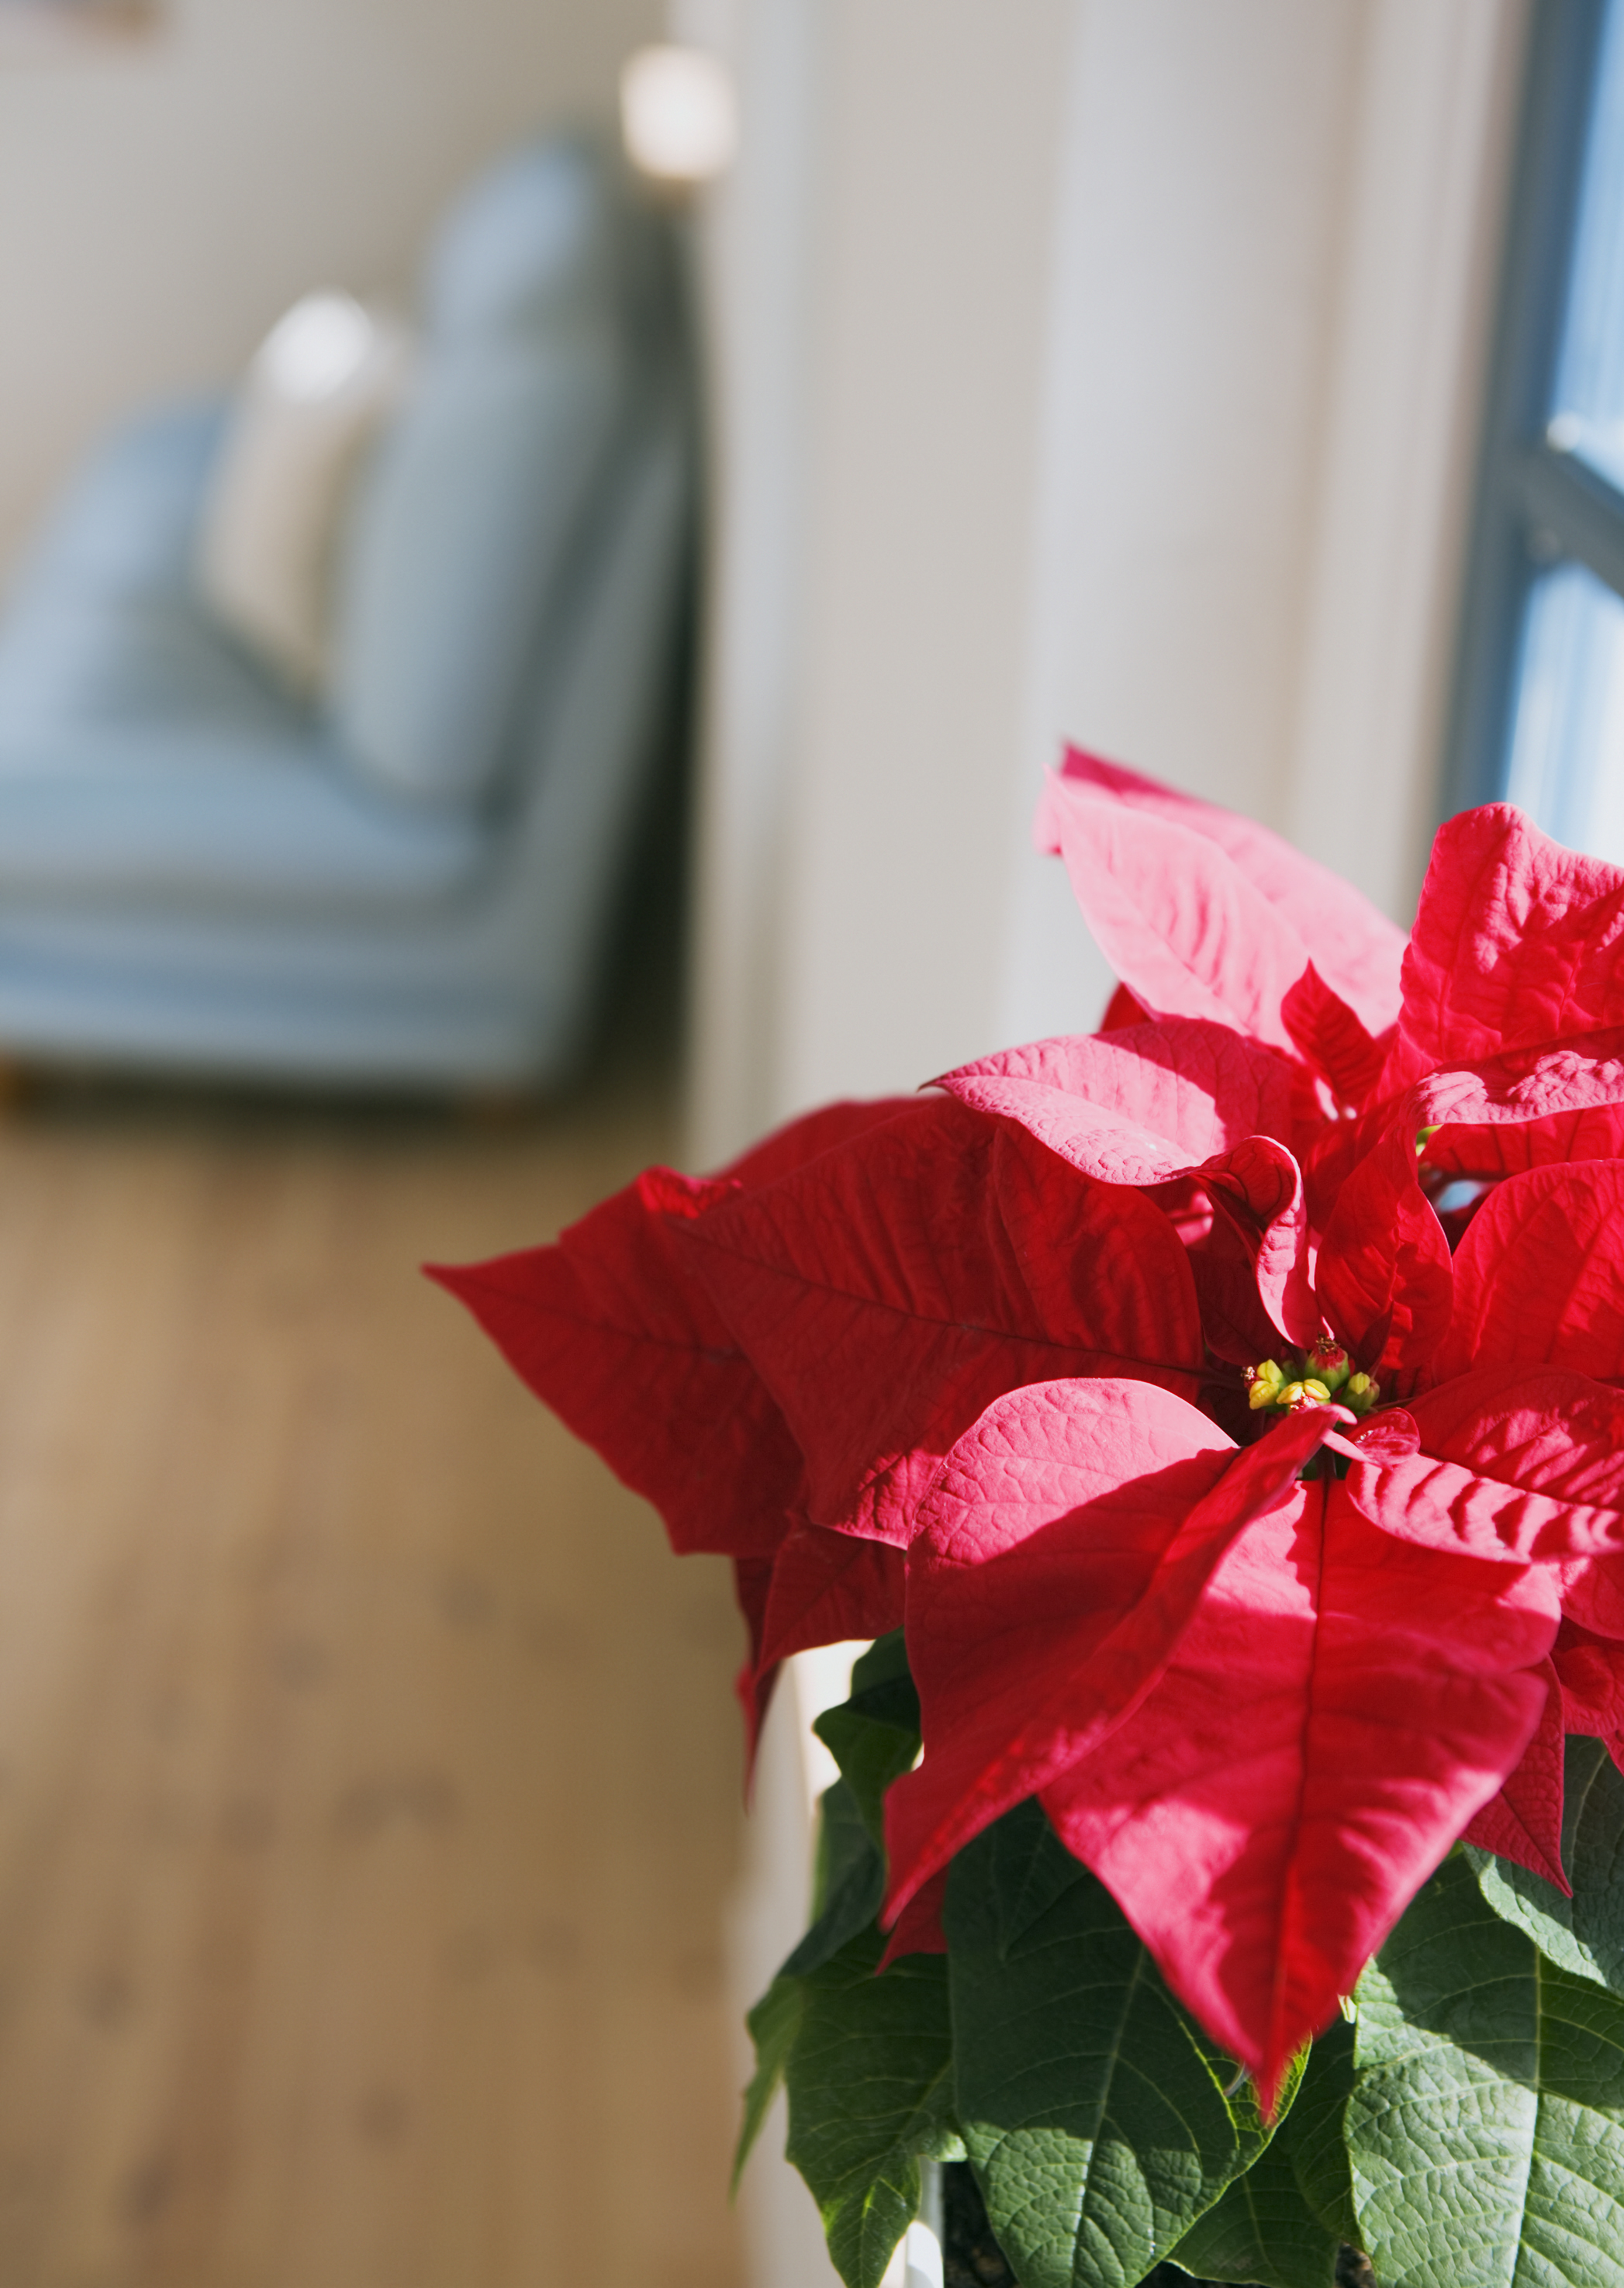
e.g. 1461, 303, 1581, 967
1000, 0, 1367, 1059
1284, 0, 1528, 922
1004, 0, 1529, 1051
774, 0, 1079, 1113
690, 12, 1532, 2285
686, 0, 1529, 1166
0, 0, 662, 572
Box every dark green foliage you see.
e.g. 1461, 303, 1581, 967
741, 1654, 1624, 2288
1163, 2153, 1338, 2288
734, 1645, 947, 2288
734, 1772, 890, 2187
781, 1780, 886, 1977
1348, 1849, 1624, 2288
1167, 2023, 1355, 2287
738, 1916, 959, 2288
946, 1806, 1284, 2288
736, 1972, 806, 2190
1468, 1736, 1624, 1992
784, 1926, 961, 2288
1275, 2016, 1360, 2247
814, 1628, 921, 1847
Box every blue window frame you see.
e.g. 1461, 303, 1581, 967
1447, 0, 1624, 852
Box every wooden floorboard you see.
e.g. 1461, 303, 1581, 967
0, 1068, 746, 2288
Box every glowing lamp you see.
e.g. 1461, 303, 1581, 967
620, 44, 738, 186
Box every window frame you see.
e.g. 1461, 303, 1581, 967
1445, 0, 1624, 815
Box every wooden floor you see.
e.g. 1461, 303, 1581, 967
0, 1057, 748, 2288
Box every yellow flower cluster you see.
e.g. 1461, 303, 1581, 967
1244, 1337, 1380, 1418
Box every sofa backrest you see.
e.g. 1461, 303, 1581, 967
330, 134, 646, 807
423, 135, 629, 339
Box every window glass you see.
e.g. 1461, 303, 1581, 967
1550, 0, 1624, 488
1506, 558, 1624, 861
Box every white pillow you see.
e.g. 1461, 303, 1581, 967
196, 291, 413, 696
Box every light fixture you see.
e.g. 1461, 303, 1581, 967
620, 43, 738, 188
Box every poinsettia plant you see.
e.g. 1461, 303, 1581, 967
433, 752, 1624, 2288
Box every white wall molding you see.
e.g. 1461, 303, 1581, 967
1001, 0, 1371, 1046
769, 0, 1079, 1117
677, 0, 824, 1168
1000, 0, 1377, 1049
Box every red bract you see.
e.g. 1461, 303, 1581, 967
1353, 1367, 1624, 1548
1386, 803, 1624, 1087
430, 1088, 1208, 1709
672, 1094, 1204, 1543
435, 748, 1624, 2118
1024, 760, 1624, 1393
1553, 1618, 1624, 1737
939, 1019, 1297, 1184
1461, 1661, 1568, 1893
978, 784, 1624, 1450
881, 1381, 1339, 1909
1038, 1499, 1551, 2107
428, 1164, 800, 1564
1036, 748, 1405, 1044
1314, 1116, 1453, 1378
427, 1098, 917, 1730
1317, 1047, 1624, 1381
1439, 1161, 1624, 1381
938, 1023, 1316, 1357
884, 1380, 1557, 2103
428, 1095, 921, 1561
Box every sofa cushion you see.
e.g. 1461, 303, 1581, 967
195, 292, 413, 695
330, 327, 627, 805
0, 404, 301, 745
0, 527, 482, 911
0, 585, 309, 749
0, 721, 485, 910
423, 134, 626, 341
0, 397, 485, 910
0, 724, 485, 911
13, 403, 226, 604
326, 132, 638, 807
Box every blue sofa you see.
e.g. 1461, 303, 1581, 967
0, 134, 691, 1090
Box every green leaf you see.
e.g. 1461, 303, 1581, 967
990, 1792, 1090, 1951
1168, 2024, 1352, 2288
814, 1633, 921, 1847
1348, 1847, 1624, 2287
1275, 2013, 1359, 2245
783, 1923, 961, 2288
851, 1626, 913, 1696
1469, 1736, 1624, 1995
1164, 2149, 1335, 2288
947, 1806, 1275, 2288
814, 1776, 876, 1916
735, 1972, 807, 2189
781, 1781, 886, 1978
741, 1775, 895, 2187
